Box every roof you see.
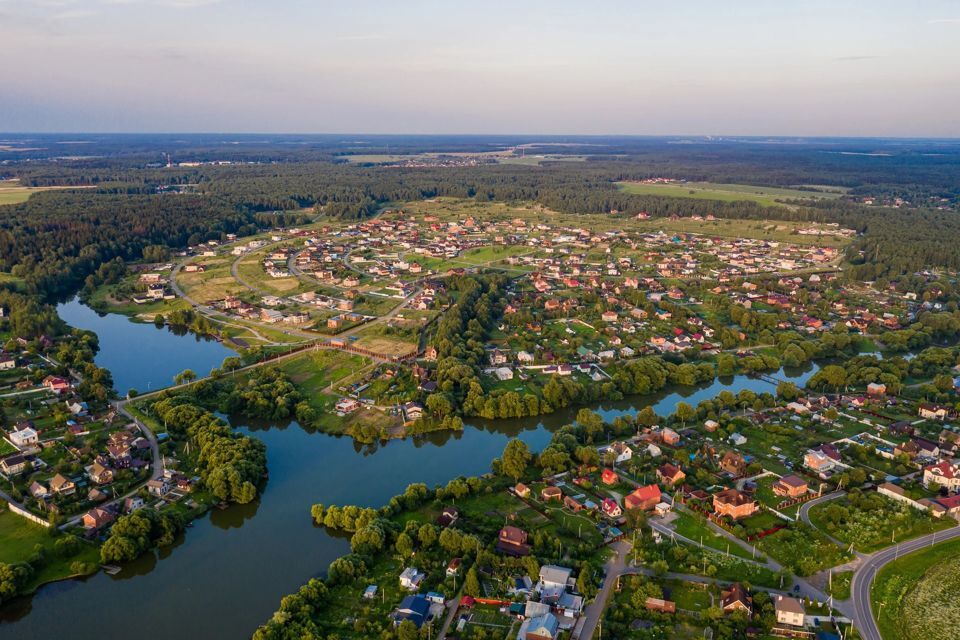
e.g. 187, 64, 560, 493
539, 565, 572, 586
777, 474, 807, 488
775, 595, 805, 615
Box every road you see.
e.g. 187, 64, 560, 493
849, 525, 960, 640
573, 538, 631, 640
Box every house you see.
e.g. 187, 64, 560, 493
607, 441, 633, 463
0, 454, 30, 476
519, 612, 559, 640
721, 583, 752, 614
773, 475, 809, 498
494, 367, 514, 381
334, 397, 360, 414
919, 403, 949, 420
9, 426, 38, 448
660, 427, 680, 446
719, 451, 746, 476
728, 432, 747, 446
0, 355, 15, 370
602, 498, 622, 518
446, 558, 462, 576
804, 444, 841, 474
774, 595, 806, 627
514, 482, 531, 497
563, 495, 583, 512
393, 594, 430, 628
87, 462, 114, 485
866, 382, 887, 396
645, 597, 677, 613
29, 481, 49, 499
124, 496, 145, 513
713, 488, 758, 520
538, 565, 573, 594
437, 505, 459, 527
399, 567, 425, 591
541, 486, 562, 502
42, 376, 72, 394
497, 526, 531, 556
146, 479, 169, 497
82, 507, 115, 530
656, 463, 685, 486
624, 484, 662, 511
49, 473, 76, 495
403, 402, 424, 421
923, 461, 960, 492
363, 585, 378, 600
601, 468, 619, 485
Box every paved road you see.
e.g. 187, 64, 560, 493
849, 525, 960, 640
574, 539, 631, 640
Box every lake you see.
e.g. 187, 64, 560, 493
0, 301, 819, 639
57, 297, 236, 395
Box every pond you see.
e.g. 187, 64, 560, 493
57, 297, 236, 395
0, 302, 819, 639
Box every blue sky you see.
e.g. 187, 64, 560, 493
1, 0, 958, 135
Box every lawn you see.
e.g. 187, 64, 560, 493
871, 537, 960, 640
0, 509, 100, 592
278, 349, 370, 396
825, 569, 852, 601
634, 215, 851, 248
616, 180, 842, 209
0, 181, 85, 206
671, 511, 755, 560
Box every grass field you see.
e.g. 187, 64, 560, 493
871, 537, 960, 640
0, 180, 87, 206
0, 509, 100, 592
616, 180, 844, 208
278, 349, 370, 395
634, 216, 851, 248
670, 511, 756, 559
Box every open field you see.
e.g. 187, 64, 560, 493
0, 180, 87, 206
0, 509, 100, 592
635, 216, 851, 248
616, 180, 845, 208
872, 537, 960, 640
277, 349, 370, 395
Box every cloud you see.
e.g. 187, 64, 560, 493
928, 18, 960, 24
832, 55, 881, 62
51, 8, 95, 19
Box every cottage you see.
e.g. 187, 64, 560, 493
923, 461, 960, 492
645, 597, 677, 614
721, 583, 753, 614
497, 526, 531, 556
393, 594, 430, 628
773, 475, 808, 498
602, 498, 622, 518
399, 567, 425, 591
719, 451, 746, 476
9, 426, 38, 448
712, 488, 758, 520
146, 479, 170, 497
437, 505, 459, 527
0, 454, 30, 476
514, 482, 531, 498
49, 473, 76, 495
87, 462, 114, 485
656, 463, 685, 486
541, 486, 562, 502
919, 403, 949, 420
519, 612, 559, 640
624, 484, 662, 512
82, 507, 115, 530
601, 468, 619, 485
774, 595, 806, 627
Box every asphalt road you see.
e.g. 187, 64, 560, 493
849, 525, 960, 640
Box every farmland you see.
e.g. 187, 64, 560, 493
872, 537, 960, 640
616, 180, 845, 208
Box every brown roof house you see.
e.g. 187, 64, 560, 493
712, 488, 758, 520
497, 526, 531, 557
721, 583, 753, 614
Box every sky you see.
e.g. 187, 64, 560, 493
1, 0, 959, 136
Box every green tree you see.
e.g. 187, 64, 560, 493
500, 439, 532, 481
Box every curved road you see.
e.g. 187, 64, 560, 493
849, 525, 960, 640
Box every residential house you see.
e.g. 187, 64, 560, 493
87, 462, 114, 485
602, 498, 622, 518
919, 403, 949, 420
541, 486, 562, 502
519, 612, 559, 640
923, 461, 960, 492
656, 463, 685, 486
393, 594, 430, 628
601, 468, 619, 485
9, 426, 38, 448
514, 483, 531, 498
399, 567, 425, 591
0, 454, 30, 476
721, 583, 752, 614
774, 595, 806, 627
437, 506, 459, 527
82, 507, 115, 530
624, 484, 662, 512
719, 451, 747, 476
497, 526, 531, 556
713, 488, 758, 520
49, 473, 76, 495
146, 479, 169, 497
772, 475, 809, 498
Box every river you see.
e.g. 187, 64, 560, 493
0, 301, 819, 639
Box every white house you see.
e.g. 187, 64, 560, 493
399, 567, 425, 591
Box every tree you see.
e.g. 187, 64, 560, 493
464, 566, 481, 597
395, 532, 414, 558
174, 369, 196, 385
673, 401, 695, 426
500, 439, 532, 481
397, 620, 419, 640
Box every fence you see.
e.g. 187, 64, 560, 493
6, 502, 51, 528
